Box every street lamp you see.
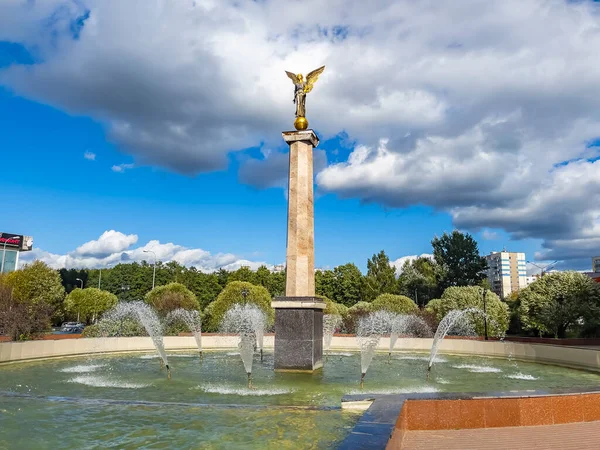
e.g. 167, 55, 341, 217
74, 278, 84, 322
143, 250, 157, 290
1, 234, 16, 274
527, 260, 558, 277
481, 288, 488, 341
98, 263, 113, 290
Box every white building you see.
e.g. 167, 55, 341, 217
485, 251, 527, 299
593, 256, 600, 273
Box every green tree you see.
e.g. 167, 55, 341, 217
371, 293, 418, 315
209, 281, 274, 330
176, 267, 222, 310
5, 261, 65, 309
398, 257, 441, 306
431, 231, 487, 290
228, 266, 257, 284
316, 269, 336, 301
426, 286, 508, 336
216, 268, 229, 288
333, 263, 364, 306
59, 268, 89, 293
364, 250, 397, 301
267, 270, 286, 297
0, 284, 53, 340
254, 265, 271, 289
64, 288, 118, 323
518, 272, 600, 338
144, 282, 199, 316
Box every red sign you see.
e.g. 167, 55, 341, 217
0, 233, 21, 248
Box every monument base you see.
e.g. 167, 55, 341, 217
272, 297, 326, 372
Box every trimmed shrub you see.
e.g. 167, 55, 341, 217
371, 293, 418, 315
209, 281, 273, 330
64, 288, 118, 324
345, 301, 373, 334
426, 286, 509, 336
144, 282, 199, 316
82, 318, 147, 337
317, 295, 340, 316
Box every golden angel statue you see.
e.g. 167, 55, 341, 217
285, 65, 325, 130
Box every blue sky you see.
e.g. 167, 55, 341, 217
0, 85, 537, 272
1, 1, 598, 273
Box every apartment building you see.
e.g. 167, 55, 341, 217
485, 251, 527, 299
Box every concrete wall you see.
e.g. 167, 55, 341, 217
2, 336, 600, 372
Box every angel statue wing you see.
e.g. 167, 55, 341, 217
303, 66, 325, 93
285, 71, 300, 85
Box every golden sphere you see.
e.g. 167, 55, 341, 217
294, 116, 309, 131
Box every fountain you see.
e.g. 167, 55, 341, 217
388, 314, 433, 362
427, 308, 481, 378
323, 314, 342, 359
356, 311, 390, 387
167, 308, 202, 359
250, 308, 266, 362
220, 304, 267, 388
100, 301, 171, 379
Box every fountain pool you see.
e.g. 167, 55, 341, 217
1, 350, 599, 448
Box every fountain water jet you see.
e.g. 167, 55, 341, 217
356, 311, 390, 387
221, 304, 267, 388
167, 309, 203, 360
387, 314, 433, 362
427, 308, 481, 378
323, 314, 341, 360
100, 301, 170, 378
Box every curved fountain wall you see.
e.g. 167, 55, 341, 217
1, 336, 600, 372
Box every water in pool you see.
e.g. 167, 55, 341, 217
1, 350, 599, 449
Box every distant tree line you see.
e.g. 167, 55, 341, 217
59, 230, 488, 311
4, 230, 600, 340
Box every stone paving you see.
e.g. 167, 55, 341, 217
396, 421, 600, 450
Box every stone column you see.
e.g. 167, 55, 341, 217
272, 129, 325, 372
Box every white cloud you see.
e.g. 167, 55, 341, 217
391, 254, 433, 273
481, 229, 499, 240
74, 230, 138, 257
20, 230, 269, 272
2, 0, 600, 265
84, 151, 96, 161
111, 163, 134, 173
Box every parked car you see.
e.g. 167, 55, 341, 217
56, 322, 86, 334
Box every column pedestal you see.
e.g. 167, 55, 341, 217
273, 129, 323, 372
273, 297, 325, 372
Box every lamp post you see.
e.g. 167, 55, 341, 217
75, 278, 84, 322
527, 260, 558, 277
481, 288, 488, 341
143, 250, 157, 290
